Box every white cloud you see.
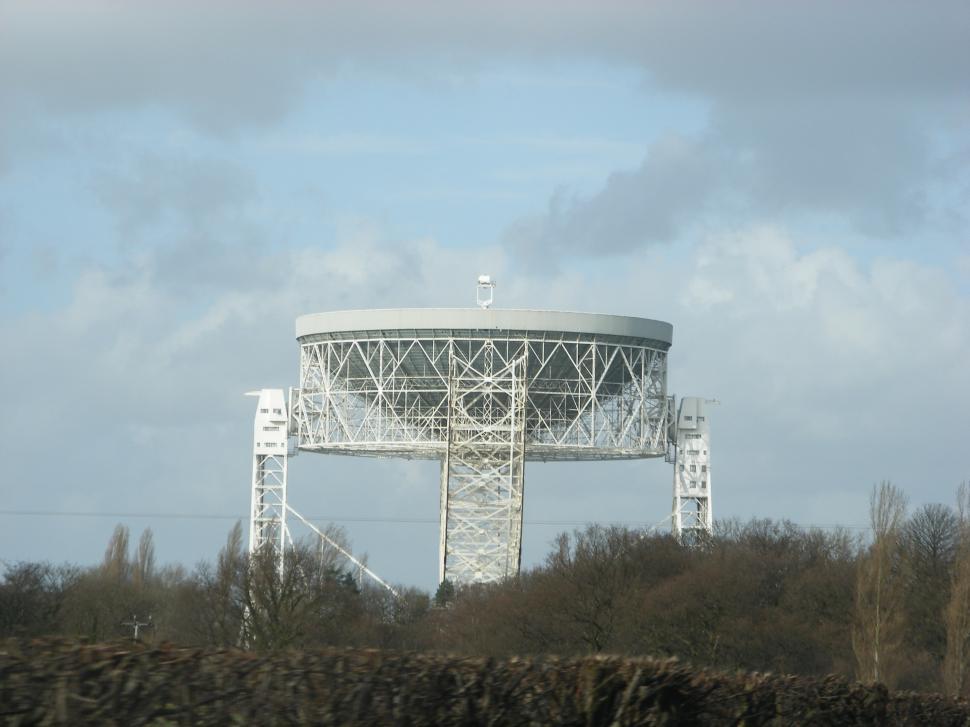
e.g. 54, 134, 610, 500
673, 231, 969, 460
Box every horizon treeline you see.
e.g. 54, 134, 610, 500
3, 481, 970, 696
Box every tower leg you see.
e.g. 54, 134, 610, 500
438, 453, 450, 586
247, 389, 290, 573
672, 397, 713, 542
440, 344, 527, 585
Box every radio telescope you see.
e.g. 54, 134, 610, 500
247, 281, 713, 587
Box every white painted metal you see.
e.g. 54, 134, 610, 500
476, 275, 496, 309
294, 332, 670, 461
247, 389, 289, 573
291, 311, 674, 585
296, 308, 673, 344
671, 397, 714, 539
438, 434, 450, 584
440, 345, 528, 585
246, 307, 713, 587
246, 389, 400, 595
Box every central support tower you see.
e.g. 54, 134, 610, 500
440, 344, 528, 584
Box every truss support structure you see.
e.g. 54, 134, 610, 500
252, 308, 715, 586
247, 389, 290, 573
295, 333, 669, 461
671, 396, 714, 541
439, 344, 528, 586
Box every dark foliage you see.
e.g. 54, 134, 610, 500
1, 504, 968, 695
1, 639, 968, 725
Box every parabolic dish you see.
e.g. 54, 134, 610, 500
294, 308, 673, 461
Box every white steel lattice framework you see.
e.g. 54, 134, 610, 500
246, 308, 714, 587
671, 397, 714, 539
247, 389, 289, 573
440, 345, 528, 584
246, 388, 400, 594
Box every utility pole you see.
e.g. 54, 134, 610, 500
121, 614, 153, 642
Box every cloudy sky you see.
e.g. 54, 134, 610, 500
1, 1, 968, 590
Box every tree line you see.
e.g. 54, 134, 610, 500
3, 481, 970, 695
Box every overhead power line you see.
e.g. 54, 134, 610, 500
0, 509, 640, 527
0, 508, 873, 530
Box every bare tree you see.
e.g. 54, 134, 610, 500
102, 524, 131, 583
898, 503, 958, 686
538, 526, 648, 653
944, 482, 970, 696
315, 524, 352, 573
241, 539, 359, 651
853, 481, 907, 685
0, 562, 78, 637
191, 521, 247, 647
133, 528, 156, 590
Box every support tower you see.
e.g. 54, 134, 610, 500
247, 389, 289, 573
672, 397, 714, 538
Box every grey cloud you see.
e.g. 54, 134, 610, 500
95, 155, 256, 238
625, 2, 970, 103
711, 98, 931, 235
506, 92, 949, 258
1, 1, 966, 133
0, 3, 313, 133
3, 0, 966, 243
93, 154, 278, 298
0, 114, 65, 178
505, 135, 725, 259
148, 237, 281, 300
90, 153, 491, 305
